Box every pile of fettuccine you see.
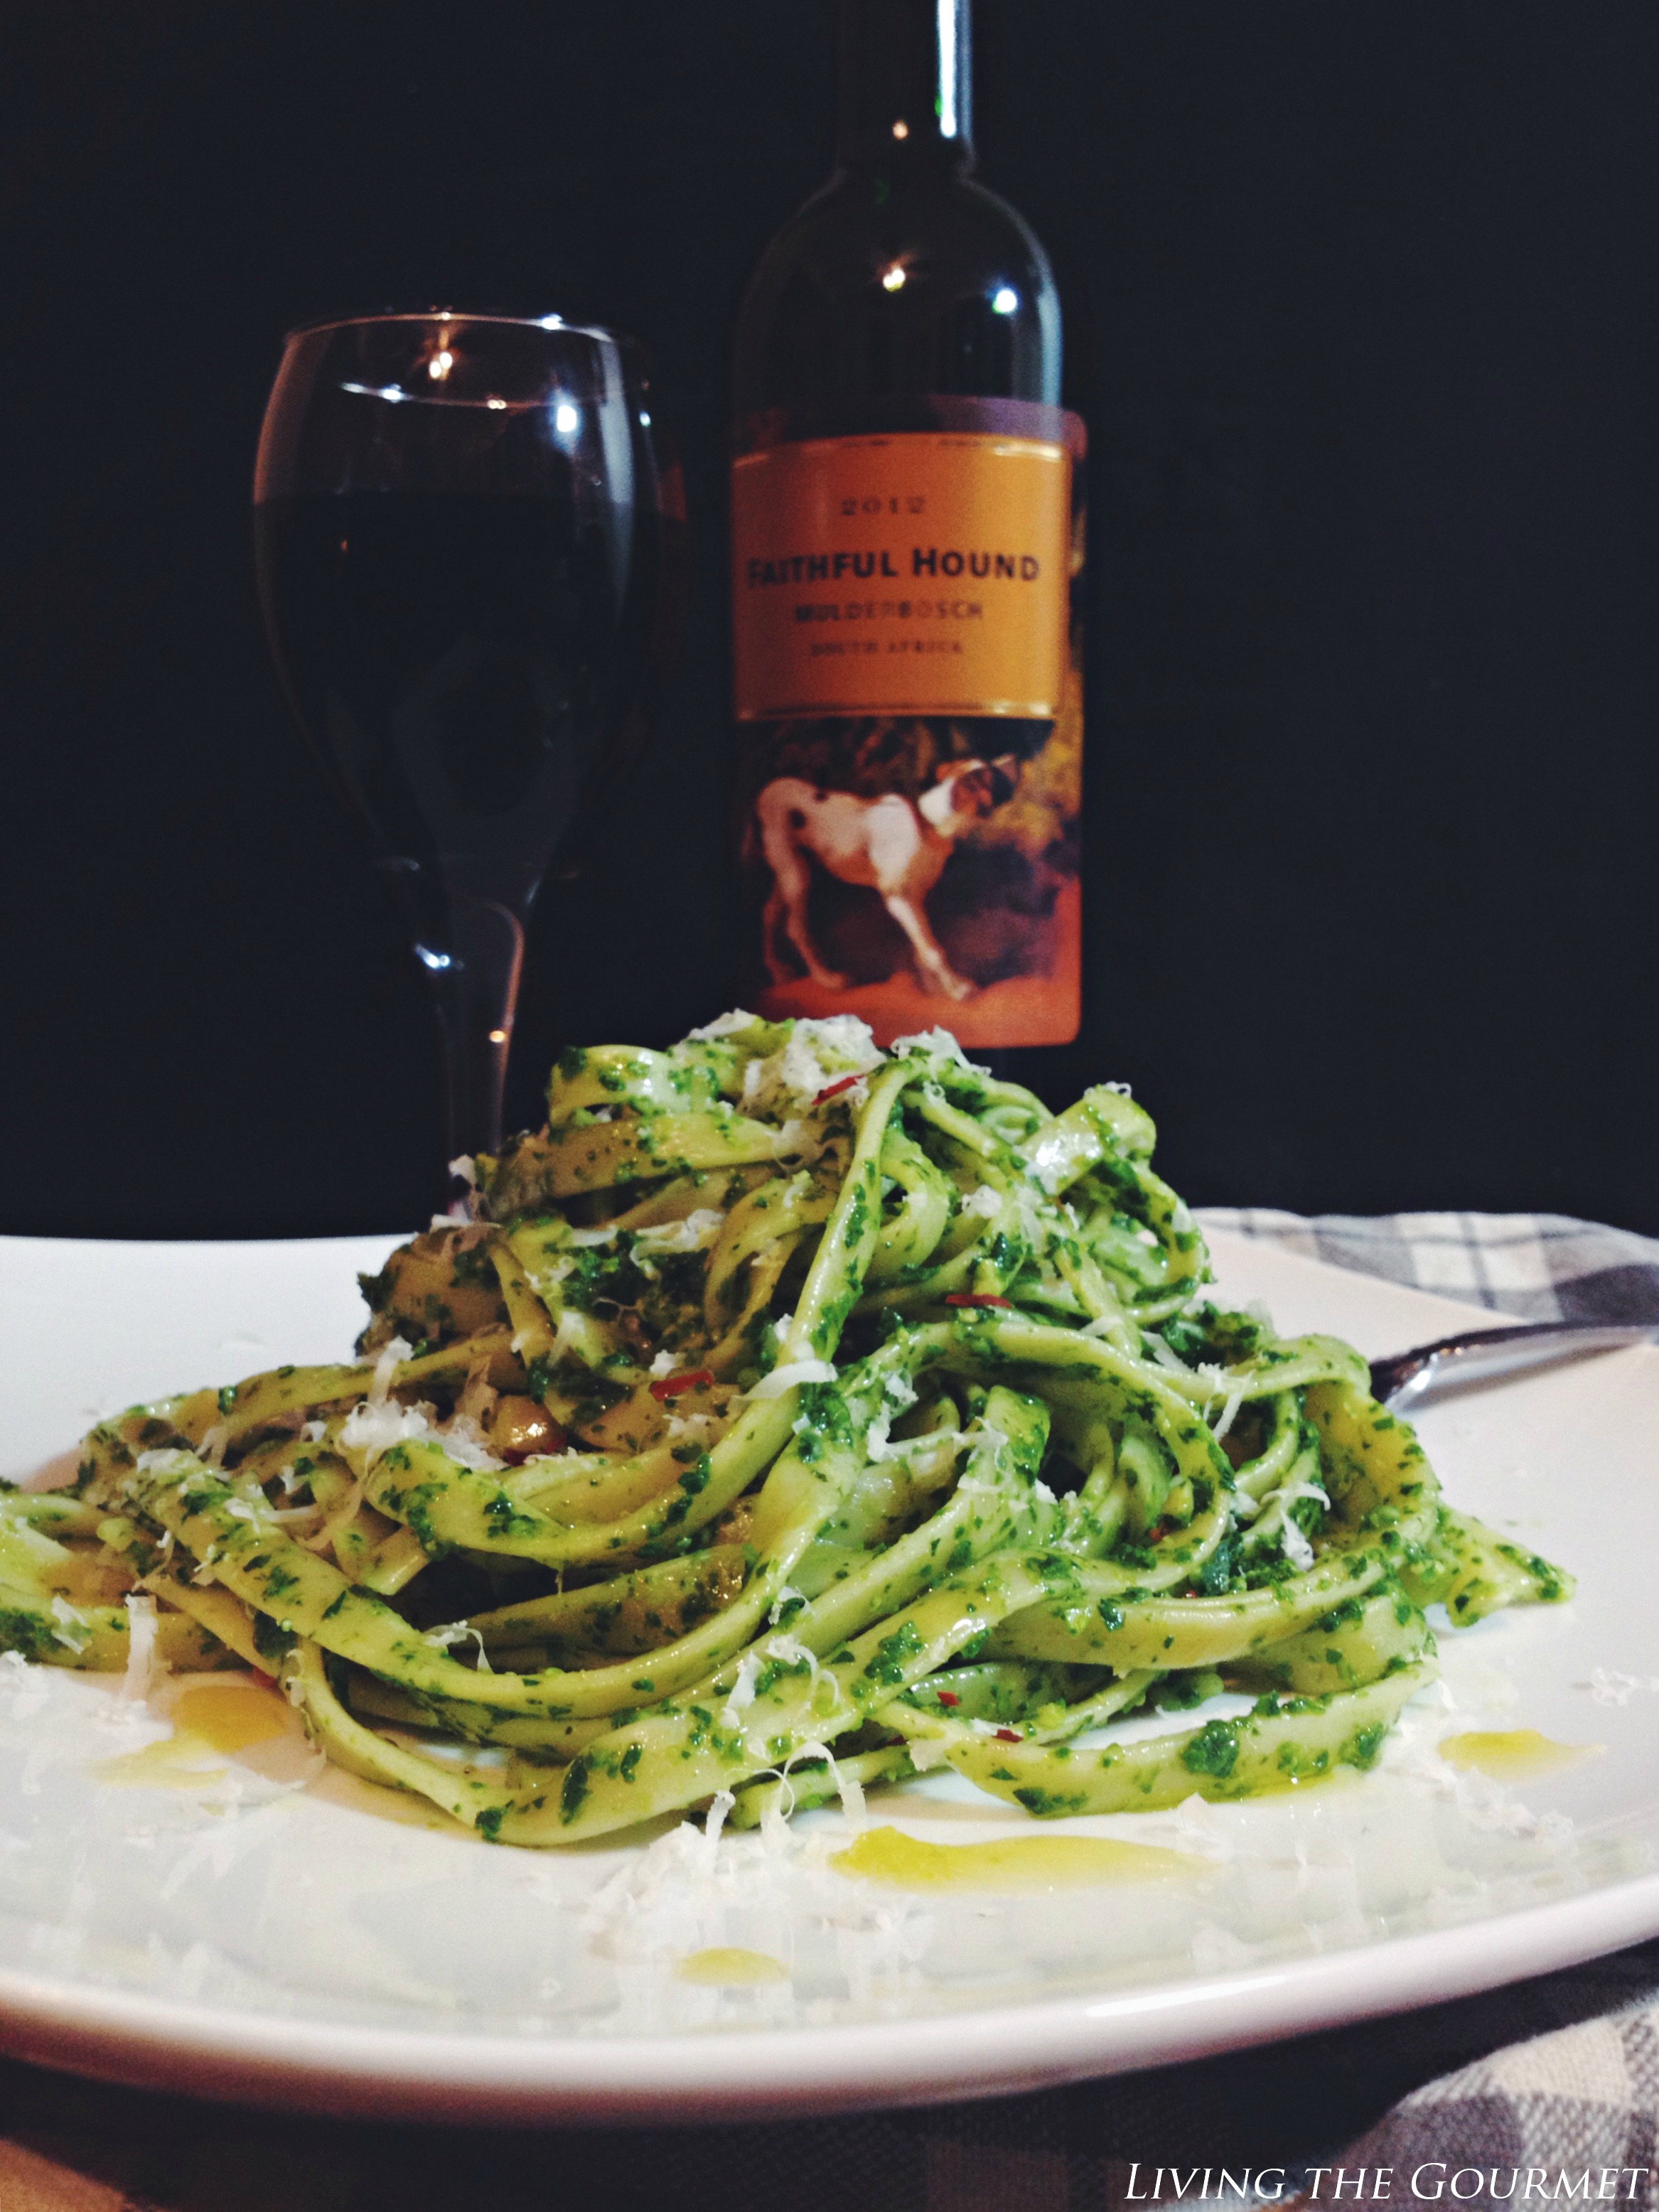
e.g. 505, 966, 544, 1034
4, 1014, 1569, 1844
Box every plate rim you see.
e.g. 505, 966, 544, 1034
3, 1871, 1658, 2123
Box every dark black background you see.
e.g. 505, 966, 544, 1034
4, 0, 1655, 1241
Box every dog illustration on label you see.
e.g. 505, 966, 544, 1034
752, 754, 1021, 1000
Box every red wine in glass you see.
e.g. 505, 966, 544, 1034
254, 311, 684, 1194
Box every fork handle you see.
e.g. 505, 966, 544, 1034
1369, 1321, 1656, 1411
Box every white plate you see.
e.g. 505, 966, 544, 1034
1, 1228, 1656, 2122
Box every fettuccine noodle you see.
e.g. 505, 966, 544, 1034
5, 1014, 1570, 1843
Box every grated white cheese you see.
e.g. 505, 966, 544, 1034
721, 1636, 832, 1734
740, 1017, 883, 1117
773, 1116, 825, 1161
686, 1009, 761, 1041
702, 1787, 736, 1846
338, 1398, 432, 1464
1143, 1335, 1199, 1382
631, 1210, 726, 1277
961, 1420, 1009, 1476
781, 1739, 866, 1826
666, 1410, 720, 1449
962, 1183, 1004, 1220
368, 1335, 414, 1407
424, 1622, 493, 1670
882, 1369, 918, 1412
48, 1596, 90, 1653
743, 1359, 837, 1401
720, 1650, 761, 1727
136, 1447, 195, 1478
648, 1348, 678, 1378
815, 1741, 866, 1825
434, 1415, 506, 1474
1210, 1390, 1246, 1442
1278, 1517, 1316, 1572
1284, 1476, 1331, 1513
764, 1634, 822, 1698
1268, 1478, 1329, 1572
120, 1594, 160, 1702
758, 1784, 793, 1856
1009, 1178, 1048, 1238
891, 1028, 989, 1075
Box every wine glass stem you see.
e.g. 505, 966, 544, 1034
421, 889, 527, 1176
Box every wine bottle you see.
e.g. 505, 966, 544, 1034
731, 0, 1085, 1053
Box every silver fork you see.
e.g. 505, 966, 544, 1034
1368, 1320, 1656, 1412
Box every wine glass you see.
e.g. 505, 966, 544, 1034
254, 311, 684, 1193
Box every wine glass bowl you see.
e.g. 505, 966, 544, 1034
254, 311, 682, 1185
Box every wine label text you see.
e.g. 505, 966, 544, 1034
746, 549, 1043, 585
731, 431, 1070, 720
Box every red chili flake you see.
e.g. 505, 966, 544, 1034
935, 1690, 961, 1708
813, 1074, 861, 1103
945, 1292, 1013, 1309
649, 1368, 716, 1402
993, 1727, 1021, 1744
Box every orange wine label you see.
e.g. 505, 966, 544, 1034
730, 414, 1085, 1049
731, 432, 1070, 719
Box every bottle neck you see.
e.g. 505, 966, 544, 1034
834, 0, 974, 172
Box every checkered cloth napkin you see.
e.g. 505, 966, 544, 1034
1197, 1208, 1659, 1327
2, 1213, 1658, 2212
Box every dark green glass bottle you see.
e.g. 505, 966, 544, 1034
731, 0, 1085, 1055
